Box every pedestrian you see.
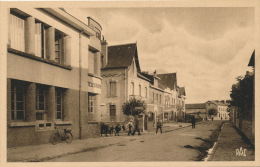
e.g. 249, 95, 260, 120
121, 124, 126, 132
115, 124, 121, 136
133, 118, 141, 135
109, 125, 114, 135
128, 121, 133, 136
211, 116, 214, 121
156, 119, 162, 134
191, 116, 196, 129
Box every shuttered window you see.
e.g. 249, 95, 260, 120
9, 12, 25, 52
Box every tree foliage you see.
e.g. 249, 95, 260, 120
230, 73, 254, 111
122, 97, 146, 116
208, 108, 218, 116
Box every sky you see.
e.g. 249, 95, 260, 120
66, 7, 255, 103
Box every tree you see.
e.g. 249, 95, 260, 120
230, 73, 254, 117
122, 97, 146, 116
208, 108, 218, 117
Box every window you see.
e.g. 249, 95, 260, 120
131, 82, 134, 95
35, 21, 47, 58
159, 95, 161, 104
153, 92, 154, 102
88, 49, 100, 75
109, 81, 117, 97
110, 105, 116, 116
156, 94, 158, 103
55, 30, 64, 64
88, 94, 95, 113
145, 87, 147, 98
9, 10, 25, 52
36, 86, 46, 121
139, 85, 141, 96
56, 88, 64, 120
11, 82, 25, 121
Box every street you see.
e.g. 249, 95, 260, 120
46, 121, 223, 162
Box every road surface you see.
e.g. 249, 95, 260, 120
46, 121, 223, 162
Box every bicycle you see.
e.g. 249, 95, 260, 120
50, 127, 73, 145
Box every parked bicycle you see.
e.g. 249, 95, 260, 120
50, 127, 73, 145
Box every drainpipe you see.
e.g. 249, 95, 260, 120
124, 68, 127, 122
78, 31, 83, 139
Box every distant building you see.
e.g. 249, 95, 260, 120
185, 103, 207, 121
206, 100, 230, 120
157, 73, 178, 122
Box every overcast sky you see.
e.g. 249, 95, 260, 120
66, 7, 255, 103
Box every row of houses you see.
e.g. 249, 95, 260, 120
185, 100, 230, 121
4, 8, 186, 148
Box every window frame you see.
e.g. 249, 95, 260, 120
35, 85, 46, 121
109, 81, 117, 97
109, 105, 116, 117
11, 83, 26, 121
55, 88, 64, 120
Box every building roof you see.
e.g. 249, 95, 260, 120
206, 100, 230, 106
137, 73, 151, 82
140, 72, 155, 84
179, 87, 186, 96
157, 73, 177, 90
248, 50, 255, 67
185, 103, 206, 109
103, 43, 141, 71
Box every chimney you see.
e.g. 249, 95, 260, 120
153, 70, 157, 76
101, 36, 108, 68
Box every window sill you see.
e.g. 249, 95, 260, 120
8, 48, 72, 70
55, 121, 73, 125
88, 73, 102, 80
9, 122, 36, 127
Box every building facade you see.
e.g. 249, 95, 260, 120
100, 43, 150, 129
6, 8, 103, 147
185, 103, 207, 121
206, 100, 230, 120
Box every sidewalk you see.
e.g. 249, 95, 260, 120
208, 122, 255, 161
7, 121, 196, 162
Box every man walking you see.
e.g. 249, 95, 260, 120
191, 116, 196, 129
156, 119, 162, 134
133, 118, 141, 135
115, 124, 121, 136
127, 121, 133, 136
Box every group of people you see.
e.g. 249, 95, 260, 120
100, 123, 124, 137
126, 118, 141, 136
101, 118, 165, 137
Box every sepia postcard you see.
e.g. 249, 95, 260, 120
0, 0, 259, 167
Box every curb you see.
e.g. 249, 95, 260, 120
206, 122, 226, 161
